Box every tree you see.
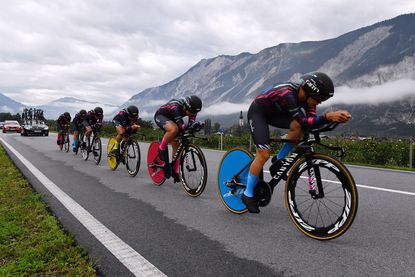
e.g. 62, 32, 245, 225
213, 122, 221, 132
204, 118, 212, 134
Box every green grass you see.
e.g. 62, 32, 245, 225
0, 145, 97, 276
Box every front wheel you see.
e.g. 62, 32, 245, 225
126, 140, 141, 177
285, 153, 358, 240
80, 133, 90, 161
217, 148, 253, 214
147, 141, 166, 186
93, 137, 102, 165
64, 134, 70, 152
179, 144, 207, 197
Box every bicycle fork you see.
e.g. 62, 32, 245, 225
305, 151, 325, 199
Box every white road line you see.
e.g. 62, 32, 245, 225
0, 138, 166, 277
263, 170, 415, 196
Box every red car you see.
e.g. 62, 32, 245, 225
2, 120, 22, 133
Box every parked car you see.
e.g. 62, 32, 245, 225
21, 122, 49, 136
2, 120, 22, 133
0, 122, 4, 129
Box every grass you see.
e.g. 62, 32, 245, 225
0, 145, 97, 276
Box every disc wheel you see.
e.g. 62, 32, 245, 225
217, 148, 253, 214
107, 138, 119, 170
147, 141, 166, 185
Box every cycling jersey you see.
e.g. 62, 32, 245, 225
57, 114, 70, 131
154, 98, 196, 131
112, 109, 138, 130
83, 110, 103, 130
71, 112, 86, 132
249, 82, 329, 149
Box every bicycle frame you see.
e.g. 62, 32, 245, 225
227, 123, 344, 199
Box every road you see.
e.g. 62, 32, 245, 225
1, 133, 414, 277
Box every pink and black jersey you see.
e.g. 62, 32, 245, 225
155, 99, 196, 130
253, 82, 327, 128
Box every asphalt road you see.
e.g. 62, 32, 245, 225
1, 133, 415, 277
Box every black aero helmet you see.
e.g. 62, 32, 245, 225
300, 72, 334, 102
63, 112, 71, 119
80, 109, 87, 117
94, 106, 103, 116
127, 105, 139, 117
184, 95, 202, 113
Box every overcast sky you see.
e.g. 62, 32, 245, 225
0, 0, 414, 106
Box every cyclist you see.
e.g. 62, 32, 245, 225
111, 105, 140, 154
83, 107, 104, 139
71, 109, 87, 152
154, 95, 204, 181
57, 112, 71, 145
243, 72, 351, 213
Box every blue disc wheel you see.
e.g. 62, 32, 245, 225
217, 148, 253, 214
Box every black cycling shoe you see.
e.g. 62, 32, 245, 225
241, 194, 260, 214
171, 172, 181, 183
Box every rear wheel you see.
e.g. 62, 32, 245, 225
147, 141, 166, 185
126, 140, 141, 177
179, 144, 207, 197
107, 138, 119, 170
217, 148, 253, 214
285, 153, 358, 240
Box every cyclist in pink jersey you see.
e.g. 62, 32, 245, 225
243, 72, 352, 213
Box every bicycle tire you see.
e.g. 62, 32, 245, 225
93, 137, 102, 165
179, 144, 207, 197
81, 133, 90, 161
126, 140, 141, 177
285, 153, 358, 240
217, 148, 253, 214
147, 141, 166, 186
107, 138, 119, 170
64, 134, 70, 153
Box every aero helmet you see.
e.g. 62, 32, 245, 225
63, 112, 71, 119
94, 106, 103, 116
79, 109, 87, 117
300, 72, 334, 102
184, 95, 202, 114
127, 105, 139, 117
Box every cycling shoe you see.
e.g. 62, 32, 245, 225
242, 194, 260, 213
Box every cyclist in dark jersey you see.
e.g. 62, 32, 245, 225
71, 109, 87, 152
111, 105, 140, 153
154, 95, 204, 181
83, 107, 104, 139
57, 112, 71, 145
243, 72, 352, 213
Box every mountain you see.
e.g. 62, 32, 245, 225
0, 93, 24, 114
36, 97, 118, 119
122, 13, 415, 136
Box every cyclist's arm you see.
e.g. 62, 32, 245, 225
284, 93, 328, 128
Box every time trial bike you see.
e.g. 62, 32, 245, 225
147, 129, 208, 197
58, 126, 70, 152
217, 123, 358, 240
80, 128, 102, 165
107, 131, 141, 177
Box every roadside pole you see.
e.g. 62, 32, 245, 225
410, 141, 413, 169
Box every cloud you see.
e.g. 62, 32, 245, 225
322, 79, 415, 106
199, 101, 251, 116
0, 0, 414, 106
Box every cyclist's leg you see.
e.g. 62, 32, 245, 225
112, 120, 125, 152
266, 115, 298, 162
154, 114, 178, 161
71, 121, 79, 151
244, 104, 271, 213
